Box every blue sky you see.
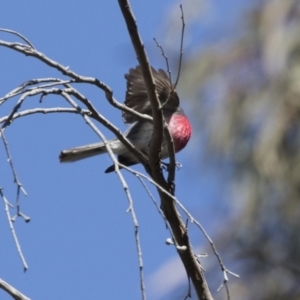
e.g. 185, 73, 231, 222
0, 1, 251, 299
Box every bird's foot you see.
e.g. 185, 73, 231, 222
160, 161, 182, 172
175, 162, 182, 169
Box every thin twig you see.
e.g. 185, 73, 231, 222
174, 5, 185, 88
0, 78, 75, 105
63, 86, 149, 167
118, 173, 146, 300
81, 117, 147, 300
0, 189, 28, 271
0, 39, 152, 124
0, 24, 234, 299
0, 108, 90, 124
1, 130, 29, 221
0, 28, 35, 48
152, 40, 178, 182
55, 90, 146, 299
137, 176, 180, 247
2, 90, 37, 128
1, 84, 149, 169
121, 163, 238, 291
153, 38, 172, 83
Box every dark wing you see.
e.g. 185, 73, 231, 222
122, 66, 180, 123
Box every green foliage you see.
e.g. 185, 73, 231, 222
181, 1, 300, 299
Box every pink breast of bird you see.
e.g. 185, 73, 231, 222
167, 113, 192, 153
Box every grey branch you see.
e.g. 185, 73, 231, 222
118, 1, 213, 299
0, 278, 30, 300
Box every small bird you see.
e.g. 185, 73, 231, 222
59, 66, 192, 173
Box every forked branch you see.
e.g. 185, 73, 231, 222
118, 1, 213, 299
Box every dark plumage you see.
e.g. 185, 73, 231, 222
59, 66, 191, 173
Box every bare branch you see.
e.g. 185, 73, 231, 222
0, 108, 91, 124
71, 104, 146, 300
0, 39, 152, 124
117, 1, 213, 299
0, 78, 75, 105
63, 86, 149, 167
0, 188, 28, 271
153, 6, 187, 186
0, 129, 29, 221
0, 4, 226, 297
0, 28, 35, 48
174, 5, 185, 88
1, 82, 149, 170
118, 0, 164, 177
119, 175, 146, 300
0, 277, 30, 300
153, 38, 172, 83
123, 163, 237, 297
54, 87, 147, 298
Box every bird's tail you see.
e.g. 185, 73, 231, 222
59, 142, 107, 163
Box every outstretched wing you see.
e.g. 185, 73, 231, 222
122, 66, 179, 123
